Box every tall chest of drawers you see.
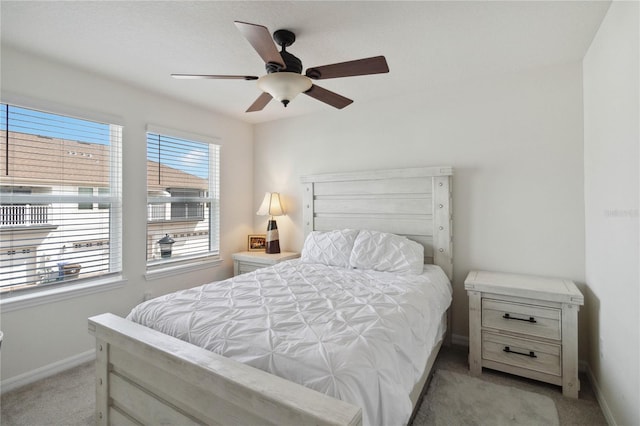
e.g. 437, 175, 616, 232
465, 270, 584, 398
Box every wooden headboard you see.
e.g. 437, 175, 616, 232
300, 166, 453, 279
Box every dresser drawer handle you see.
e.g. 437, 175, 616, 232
503, 346, 537, 358
502, 313, 537, 323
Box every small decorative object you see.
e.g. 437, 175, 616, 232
256, 192, 284, 254
56, 262, 81, 280
248, 234, 266, 251
158, 234, 175, 258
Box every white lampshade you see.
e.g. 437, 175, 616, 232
257, 73, 312, 106
256, 192, 284, 217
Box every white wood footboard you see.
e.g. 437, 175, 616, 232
88, 313, 362, 426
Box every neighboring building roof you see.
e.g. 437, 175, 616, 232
0, 131, 208, 190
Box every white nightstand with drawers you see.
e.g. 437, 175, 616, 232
232, 251, 300, 276
465, 270, 584, 398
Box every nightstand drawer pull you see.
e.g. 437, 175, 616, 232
503, 346, 537, 358
503, 313, 537, 323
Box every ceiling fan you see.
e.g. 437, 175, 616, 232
171, 21, 390, 112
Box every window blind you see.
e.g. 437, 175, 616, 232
0, 103, 122, 292
146, 132, 219, 264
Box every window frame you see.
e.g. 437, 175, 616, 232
0, 101, 123, 298
145, 125, 220, 271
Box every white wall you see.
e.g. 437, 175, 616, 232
254, 62, 587, 356
0, 47, 254, 384
583, 2, 639, 424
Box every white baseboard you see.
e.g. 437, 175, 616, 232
585, 364, 617, 426
0, 349, 95, 394
451, 333, 469, 347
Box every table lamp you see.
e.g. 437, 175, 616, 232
256, 192, 284, 254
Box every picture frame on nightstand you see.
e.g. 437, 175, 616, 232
247, 234, 266, 251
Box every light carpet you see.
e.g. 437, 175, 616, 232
414, 369, 560, 426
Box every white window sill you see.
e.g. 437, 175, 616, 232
145, 254, 223, 281
0, 275, 127, 313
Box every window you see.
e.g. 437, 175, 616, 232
146, 131, 219, 264
0, 103, 122, 292
168, 188, 205, 221
78, 187, 93, 210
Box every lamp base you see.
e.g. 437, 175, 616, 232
265, 219, 281, 254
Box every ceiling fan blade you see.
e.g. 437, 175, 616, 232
234, 21, 286, 69
171, 74, 258, 80
304, 85, 353, 109
246, 92, 273, 112
305, 56, 389, 80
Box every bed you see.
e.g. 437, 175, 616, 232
88, 166, 453, 426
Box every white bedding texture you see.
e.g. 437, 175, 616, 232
128, 260, 452, 426
301, 229, 360, 268
350, 229, 425, 275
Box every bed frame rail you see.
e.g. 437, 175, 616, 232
89, 313, 362, 426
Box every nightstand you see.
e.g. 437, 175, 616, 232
232, 251, 300, 276
465, 270, 584, 398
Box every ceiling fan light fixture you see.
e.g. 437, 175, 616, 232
257, 72, 312, 107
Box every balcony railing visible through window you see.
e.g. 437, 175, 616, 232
0, 103, 122, 293
0, 204, 50, 226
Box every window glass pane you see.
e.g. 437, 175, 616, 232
0, 104, 122, 292
146, 132, 219, 264
98, 187, 110, 210
78, 187, 93, 210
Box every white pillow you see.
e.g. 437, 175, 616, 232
349, 230, 424, 274
301, 229, 359, 268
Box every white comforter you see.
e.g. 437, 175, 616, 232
127, 260, 452, 426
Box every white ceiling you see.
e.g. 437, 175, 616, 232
1, 1, 610, 124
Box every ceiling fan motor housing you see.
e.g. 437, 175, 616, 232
266, 29, 304, 74
266, 50, 304, 74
